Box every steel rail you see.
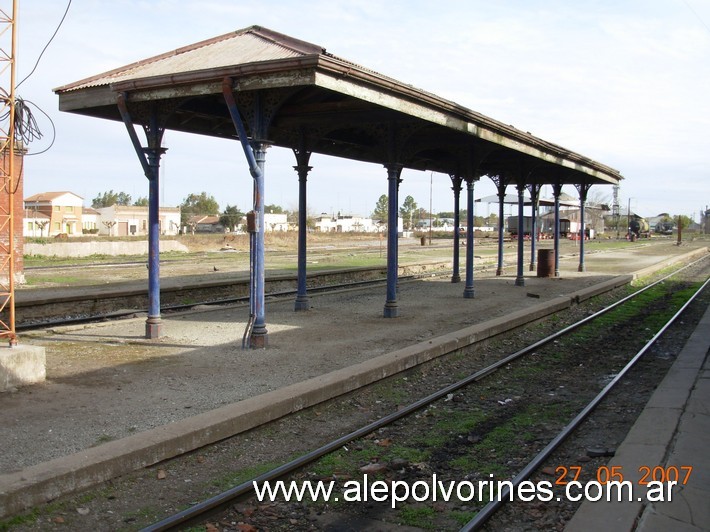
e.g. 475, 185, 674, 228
460, 274, 710, 531
14, 271, 433, 332
142, 256, 708, 531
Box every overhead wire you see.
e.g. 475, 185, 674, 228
6, 0, 72, 159
16, 0, 72, 89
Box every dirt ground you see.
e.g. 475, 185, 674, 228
4, 239, 707, 471
0, 238, 708, 530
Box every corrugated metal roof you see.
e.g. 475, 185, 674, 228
55, 26, 324, 92
24, 191, 83, 202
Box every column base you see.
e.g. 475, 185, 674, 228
383, 301, 399, 318
250, 324, 268, 348
463, 287, 475, 299
515, 277, 525, 287
145, 317, 162, 339
555, 270, 560, 277
496, 268, 504, 276
451, 274, 461, 283
578, 264, 586, 272
294, 295, 310, 311
529, 262, 536, 272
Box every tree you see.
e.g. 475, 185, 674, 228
133, 196, 149, 207
372, 194, 389, 223
220, 205, 244, 232
92, 190, 132, 208
399, 195, 418, 230
676, 214, 693, 230
264, 204, 284, 214
180, 192, 219, 225
102, 220, 117, 236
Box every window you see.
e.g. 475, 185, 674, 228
66, 206, 74, 213
54, 205, 61, 212
54, 222, 61, 230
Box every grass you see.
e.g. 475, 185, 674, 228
399, 505, 437, 528
23, 275, 84, 285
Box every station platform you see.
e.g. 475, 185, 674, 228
0, 242, 708, 522
566, 301, 710, 531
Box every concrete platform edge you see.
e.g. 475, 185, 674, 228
564, 294, 710, 531
0, 250, 704, 518
0, 295, 576, 518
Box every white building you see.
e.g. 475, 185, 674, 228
82, 207, 100, 234
97, 205, 181, 236
24, 191, 84, 237
314, 213, 387, 233
264, 212, 288, 232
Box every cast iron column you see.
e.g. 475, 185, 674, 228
145, 146, 165, 339
116, 95, 166, 340
450, 175, 463, 283
293, 148, 312, 311
552, 182, 562, 277
384, 163, 402, 318
515, 183, 526, 286
527, 184, 541, 272
463, 178, 476, 298
250, 142, 268, 346
496, 182, 506, 276
576, 183, 591, 273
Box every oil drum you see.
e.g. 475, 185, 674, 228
537, 248, 555, 277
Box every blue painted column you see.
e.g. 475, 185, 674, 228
384, 163, 402, 318
463, 178, 476, 298
576, 183, 590, 273
451, 175, 463, 283
293, 149, 312, 312
553, 183, 562, 277
145, 147, 165, 339
250, 142, 268, 347
515, 183, 526, 287
528, 184, 540, 272
496, 183, 506, 276
115, 96, 166, 339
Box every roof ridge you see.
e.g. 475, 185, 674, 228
53, 25, 321, 93
247, 25, 324, 55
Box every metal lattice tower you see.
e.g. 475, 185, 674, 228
0, 0, 18, 345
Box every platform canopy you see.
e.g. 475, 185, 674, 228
54, 25, 622, 186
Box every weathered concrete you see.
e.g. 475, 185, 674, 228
0, 246, 707, 518
24, 240, 188, 258
0, 345, 46, 392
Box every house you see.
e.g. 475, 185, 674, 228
23, 208, 51, 238
314, 213, 381, 233
264, 212, 288, 232
24, 191, 84, 237
97, 205, 181, 236
82, 207, 100, 234
186, 215, 224, 234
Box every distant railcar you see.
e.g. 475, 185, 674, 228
629, 218, 651, 239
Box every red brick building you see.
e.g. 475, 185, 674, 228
0, 147, 24, 284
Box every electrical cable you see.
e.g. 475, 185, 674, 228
16, 0, 72, 89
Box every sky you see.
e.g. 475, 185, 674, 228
11, 0, 710, 220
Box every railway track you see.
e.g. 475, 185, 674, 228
137, 256, 709, 531
14, 265, 453, 331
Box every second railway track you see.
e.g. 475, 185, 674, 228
134, 256, 710, 531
